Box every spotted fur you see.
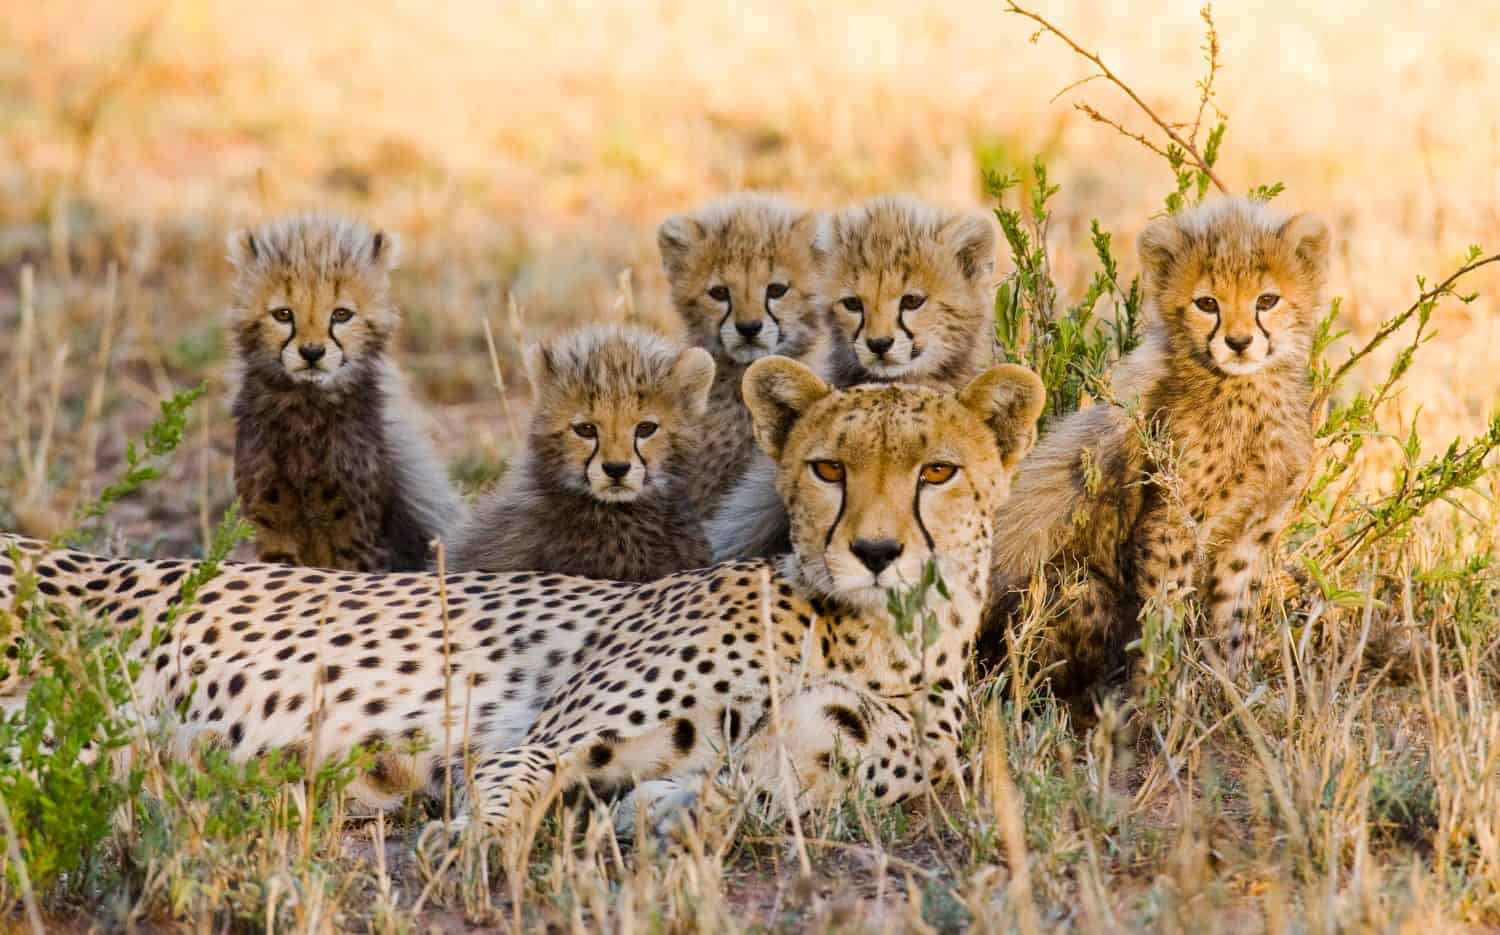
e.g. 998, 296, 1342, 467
657, 193, 825, 515
228, 212, 460, 572
445, 325, 715, 581
0, 361, 1041, 838
979, 198, 1330, 686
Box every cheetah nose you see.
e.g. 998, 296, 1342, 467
850, 538, 903, 575
735, 319, 764, 338
866, 336, 895, 357
299, 344, 327, 363
1224, 334, 1253, 354
602, 461, 631, 481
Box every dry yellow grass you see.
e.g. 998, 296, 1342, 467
2, 1, 1499, 930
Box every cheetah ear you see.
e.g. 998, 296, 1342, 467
668, 346, 716, 421
958, 364, 1046, 469
657, 214, 705, 281
789, 210, 822, 260
368, 229, 402, 271
522, 342, 554, 396
226, 228, 259, 269
942, 212, 996, 283
742, 357, 832, 460
1278, 212, 1331, 279
1137, 216, 1188, 293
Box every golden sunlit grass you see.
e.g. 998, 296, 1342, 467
2, 0, 1499, 930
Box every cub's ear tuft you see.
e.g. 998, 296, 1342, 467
669, 346, 716, 420
789, 210, 822, 259
1278, 211, 1331, 280
742, 357, 832, 460
368, 229, 402, 271
942, 212, 997, 283
522, 342, 554, 396
226, 228, 260, 269
958, 364, 1046, 469
657, 215, 706, 280
1137, 216, 1189, 293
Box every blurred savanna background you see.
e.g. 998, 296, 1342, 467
3, 1, 1500, 930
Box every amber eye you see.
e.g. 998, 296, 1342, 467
331, 307, 355, 324
572, 423, 597, 439
270, 307, 293, 323
766, 282, 789, 300
809, 460, 845, 483
899, 293, 926, 311
1255, 293, 1280, 312
1193, 296, 1220, 315
635, 421, 658, 439
708, 285, 730, 302
920, 463, 958, 485
840, 297, 864, 313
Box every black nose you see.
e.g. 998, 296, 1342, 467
602, 461, 631, 480
735, 319, 764, 338
299, 344, 326, 363
850, 538, 903, 575
1224, 334, 1253, 353
866, 336, 895, 356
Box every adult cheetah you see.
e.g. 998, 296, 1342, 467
0, 358, 1043, 836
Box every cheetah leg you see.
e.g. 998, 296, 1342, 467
1131, 500, 1198, 608
456, 743, 564, 838
1207, 508, 1289, 674
731, 679, 954, 814
1048, 567, 1133, 687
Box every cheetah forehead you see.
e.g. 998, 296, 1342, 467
785, 384, 991, 464
1163, 200, 1308, 287
233, 212, 388, 279
819, 195, 960, 271
689, 194, 813, 266
534, 325, 685, 402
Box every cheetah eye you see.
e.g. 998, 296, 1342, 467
1255, 293, 1280, 312
919, 463, 958, 485
766, 282, 789, 300
1192, 296, 1220, 315
572, 423, 598, 439
708, 285, 730, 302
635, 421, 659, 439
899, 293, 926, 312
809, 460, 845, 483
270, 307, 293, 324
840, 297, 864, 313
331, 307, 355, 324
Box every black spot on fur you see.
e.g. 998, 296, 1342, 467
823, 704, 868, 744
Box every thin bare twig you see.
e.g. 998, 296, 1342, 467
1005, 0, 1228, 193
1323, 252, 1500, 398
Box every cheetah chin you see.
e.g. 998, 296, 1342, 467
1, 358, 1042, 838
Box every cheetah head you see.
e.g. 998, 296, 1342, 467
818, 196, 995, 382
658, 193, 823, 370
227, 212, 400, 390
525, 325, 715, 503
744, 357, 1044, 611
1139, 198, 1330, 377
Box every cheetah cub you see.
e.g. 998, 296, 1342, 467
229, 212, 461, 572
708, 194, 1000, 561
657, 193, 824, 515
982, 197, 1330, 685
445, 325, 715, 581
818, 194, 997, 389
